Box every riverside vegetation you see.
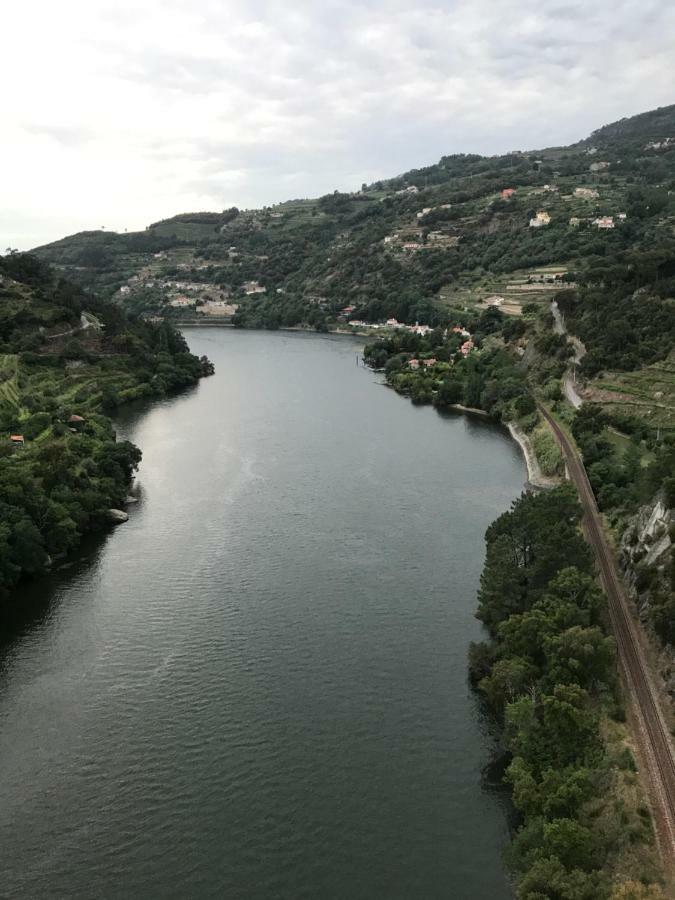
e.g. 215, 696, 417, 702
13, 103, 675, 894
0, 252, 213, 598
471, 486, 666, 900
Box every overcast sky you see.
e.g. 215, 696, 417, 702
2, 0, 674, 250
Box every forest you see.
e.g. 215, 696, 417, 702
470, 487, 664, 899
0, 253, 213, 599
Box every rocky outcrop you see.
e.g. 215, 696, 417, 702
620, 494, 673, 695
107, 508, 129, 524
621, 496, 672, 582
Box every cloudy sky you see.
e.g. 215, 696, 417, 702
2, 0, 674, 250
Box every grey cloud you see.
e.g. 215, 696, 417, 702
23, 123, 94, 147
5, 0, 675, 250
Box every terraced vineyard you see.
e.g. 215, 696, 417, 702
439, 263, 575, 316
0, 354, 20, 412
587, 352, 675, 432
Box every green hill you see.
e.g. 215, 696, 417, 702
31, 103, 675, 431
0, 252, 212, 597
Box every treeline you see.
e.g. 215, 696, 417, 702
363, 311, 536, 418
0, 421, 142, 591
470, 487, 664, 899
569, 404, 675, 645
0, 254, 213, 599
148, 207, 239, 228
558, 246, 675, 374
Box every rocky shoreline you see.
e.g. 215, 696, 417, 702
507, 421, 562, 490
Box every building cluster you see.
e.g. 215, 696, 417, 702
242, 281, 266, 295
346, 317, 435, 336
384, 226, 459, 252
116, 266, 229, 309
416, 203, 452, 219
574, 187, 600, 199
529, 211, 551, 228
569, 213, 626, 229
407, 358, 437, 370
407, 334, 474, 368
529, 184, 559, 196
199, 301, 239, 317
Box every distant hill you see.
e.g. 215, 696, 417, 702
0, 252, 212, 596
31, 102, 675, 417
585, 102, 675, 145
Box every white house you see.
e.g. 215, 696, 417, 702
529, 211, 551, 228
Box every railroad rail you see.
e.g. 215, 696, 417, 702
539, 404, 675, 862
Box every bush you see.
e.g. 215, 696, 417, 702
532, 425, 563, 476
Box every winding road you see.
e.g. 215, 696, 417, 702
551, 300, 585, 409
540, 404, 675, 865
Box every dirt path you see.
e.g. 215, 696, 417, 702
540, 404, 675, 872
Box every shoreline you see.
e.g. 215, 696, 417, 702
178, 320, 375, 339
507, 422, 561, 490
178, 323, 559, 493
179, 323, 557, 491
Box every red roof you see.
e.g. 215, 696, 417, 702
10, 434, 24, 442
68, 414, 85, 423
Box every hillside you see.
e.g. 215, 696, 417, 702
0, 252, 212, 598
32, 104, 675, 431
11, 103, 675, 898
31, 100, 672, 659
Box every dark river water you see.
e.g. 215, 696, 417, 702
0, 329, 526, 899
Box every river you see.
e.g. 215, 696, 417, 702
0, 329, 526, 899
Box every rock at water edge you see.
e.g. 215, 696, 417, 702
107, 508, 129, 524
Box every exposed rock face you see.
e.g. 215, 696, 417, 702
621, 496, 672, 580
107, 508, 129, 524
620, 493, 674, 696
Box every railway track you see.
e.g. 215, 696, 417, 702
539, 405, 675, 863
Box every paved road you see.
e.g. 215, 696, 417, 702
540, 404, 675, 864
551, 301, 585, 409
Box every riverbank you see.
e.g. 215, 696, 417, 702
178, 319, 375, 338
0, 326, 520, 900
181, 325, 556, 495
507, 421, 562, 490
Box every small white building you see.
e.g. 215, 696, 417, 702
574, 187, 599, 200
169, 296, 195, 308
529, 211, 551, 228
